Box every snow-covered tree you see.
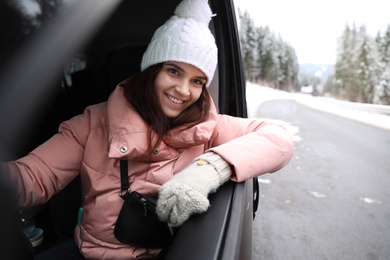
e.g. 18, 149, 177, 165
274, 37, 299, 91
238, 11, 298, 90
334, 24, 358, 100
238, 9, 259, 81
353, 25, 381, 103
256, 27, 280, 87
373, 25, 390, 104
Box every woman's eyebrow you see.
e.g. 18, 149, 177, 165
165, 62, 207, 81
196, 75, 208, 81
165, 63, 184, 72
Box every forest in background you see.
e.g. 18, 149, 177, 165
326, 24, 390, 105
238, 9, 390, 105
238, 10, 299, 92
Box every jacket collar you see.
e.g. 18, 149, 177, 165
106, 85, 218, 160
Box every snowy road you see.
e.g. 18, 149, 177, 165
246, 84, 390, 260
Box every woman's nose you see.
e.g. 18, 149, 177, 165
174, 81, 190, 96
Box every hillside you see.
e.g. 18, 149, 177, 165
299, 64, 334, 81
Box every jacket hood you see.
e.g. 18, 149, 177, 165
106, 85, 218, 160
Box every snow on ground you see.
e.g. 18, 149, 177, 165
245, 81, 390, 131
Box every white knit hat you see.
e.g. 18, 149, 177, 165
141, 0, 218, 87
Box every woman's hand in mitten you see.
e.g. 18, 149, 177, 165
156, 152, 231, 227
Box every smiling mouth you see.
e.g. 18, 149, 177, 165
166, 93, 184, 104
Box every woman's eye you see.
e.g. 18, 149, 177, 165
194, 79, 205, 86
167, 68, 178, 75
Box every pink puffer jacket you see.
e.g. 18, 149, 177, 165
2, 85, 293, 259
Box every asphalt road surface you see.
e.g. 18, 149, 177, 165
252, 100, 390, 260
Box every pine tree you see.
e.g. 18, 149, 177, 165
353, 25, 381, 103
284, 43, 299, 91
334, 24, 358, 100
238, 9, 258, 81
373, 25, 390, 104
259, 27, 279, 86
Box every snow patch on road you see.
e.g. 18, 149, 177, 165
360, 197, 382, 205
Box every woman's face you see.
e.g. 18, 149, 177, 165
154, 61, 207, 118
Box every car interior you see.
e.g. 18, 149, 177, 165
0, 0, 257, 259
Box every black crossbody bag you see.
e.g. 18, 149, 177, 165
114, 160, 175, 248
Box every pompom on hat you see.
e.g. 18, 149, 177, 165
141, 0, 218, 87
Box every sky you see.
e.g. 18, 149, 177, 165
233, 0, 390, 65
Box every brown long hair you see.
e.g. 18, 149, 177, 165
122, 63, 211, 157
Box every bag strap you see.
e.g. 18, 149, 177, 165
119, 160, 130, 200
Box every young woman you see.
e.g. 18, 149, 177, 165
1, 0, 294, 259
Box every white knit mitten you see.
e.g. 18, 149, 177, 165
156, 152, 232, 227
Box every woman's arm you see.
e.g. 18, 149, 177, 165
208, 115, 294, 182
157, 116, 294, 226
1, 106, 96, 208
